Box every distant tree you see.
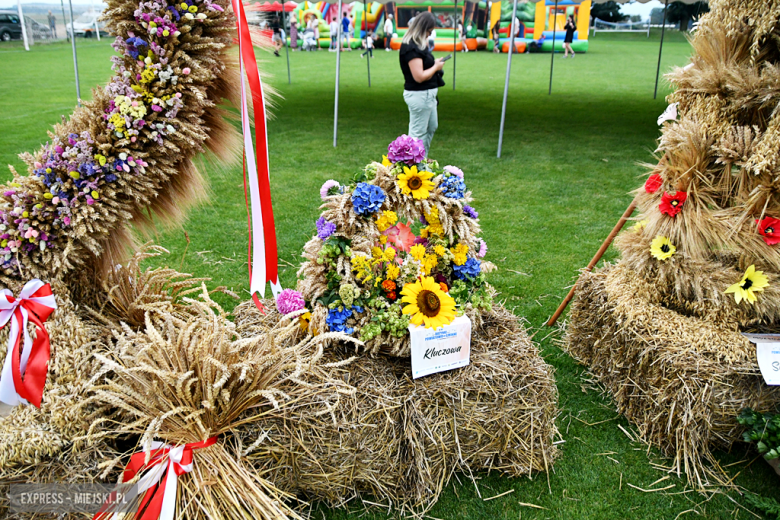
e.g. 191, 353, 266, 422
666, 1, 709, 31
649, 7, 665, 25
629, 14, 642, 23
590, 1, 627, 24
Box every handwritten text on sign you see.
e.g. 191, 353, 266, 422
409, 315, 471, 379
743, 333, 780, 386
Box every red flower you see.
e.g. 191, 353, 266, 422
387, 291, 397, 300
659, 191, 687, 217
644, 174, 662, 194
757, 216, 780, 245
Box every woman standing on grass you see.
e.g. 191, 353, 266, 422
563, 15, 576, 58
399, 12, 445, 156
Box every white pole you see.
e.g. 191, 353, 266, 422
94, 10, 100, 40
67, 0, 81, 105
16, 0, 29, 51
496, 0, 517, 159
333, 0, 343, 147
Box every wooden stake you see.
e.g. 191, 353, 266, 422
546, 200, 637, 326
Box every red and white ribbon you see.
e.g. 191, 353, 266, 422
0, 279, 56, 408
232, 0, 282, 309
94, 437, 217, 520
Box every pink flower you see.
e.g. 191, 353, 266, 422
444, 165, 464, 178
182, 67, 191, 75
276, 289, 306, 315
477, 239, 487, 258
387, 135, 426, 165
320, 180, 340, 200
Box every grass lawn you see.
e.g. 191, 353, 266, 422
1, 30, 777, 519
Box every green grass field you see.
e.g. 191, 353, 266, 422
1, 31, 778, 519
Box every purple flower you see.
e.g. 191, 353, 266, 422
320, 179, 340, 200
316, 216, 336, 240
444, 165, 464, 178
463, 205, 478, 219
387, 135, 426, 165
276, 289, 306, 315
477, 239, 487, 258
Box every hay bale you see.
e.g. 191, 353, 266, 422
564, 262, 780, 486
234, 301, 559, 514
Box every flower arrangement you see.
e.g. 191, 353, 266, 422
0, 0, 237, 281
296, 136, 495, 356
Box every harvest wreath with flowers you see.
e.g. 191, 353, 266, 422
287, 135, 495, 356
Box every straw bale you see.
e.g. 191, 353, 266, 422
565, 262, 780, 487
234, 300, 559, 514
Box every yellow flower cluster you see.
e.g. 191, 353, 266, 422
140, 67, 157, 84
114, 95, 147, 119
421, 206, 444, 237
376, 210, 398, 232
372, 246, 397, 264
108, 114, 128, 137
410, 244, 426, 261
422, 254, 438, 275
451, 243, 469, 266
352, 254, 373, 282
386, 263, 400, 280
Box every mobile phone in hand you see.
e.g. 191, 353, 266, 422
441, 54, 453, 62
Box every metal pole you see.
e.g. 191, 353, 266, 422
60, 0, 68, 41
16, 0, 29, 51
283, 0, 291, 84
364, 0, 370, 87
496, 0, 517, 159
548, 0, 557, 95
67, 0, 81, 105
452, 0, 456, 90
333, 0, 343, 147
653, 0, 668, 100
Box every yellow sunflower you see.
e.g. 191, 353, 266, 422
401, 276, 457, 329
397, 166, 435, 200
650, 235, 676, 261
725, 265, 769, 304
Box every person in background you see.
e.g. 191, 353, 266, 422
341, 13, 352, 51
290, 15, 299, 51
329, 17, 339, 51
492, 21, 500, 53
311, 16, 320, 50
48, 10, 56, 38
427, 27, 436, 52
361, 31, 374, 58
271, 15, 283, 57
563, 14, 576, 58
384, 13, 394, 51
399, 12, 445, 156
458, 20, 468, 52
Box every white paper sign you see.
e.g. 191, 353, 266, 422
743, 333, 780, 386
409, 315, 471, 379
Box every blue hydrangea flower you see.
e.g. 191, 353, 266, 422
452, 257, 481, 280
351, 183, 386, 217
326, 305, 364, 334
440, 175, 466, 199
316, 216, 336, 240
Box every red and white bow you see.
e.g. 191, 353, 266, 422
94, 437, 217, 520
0, 279, 56, 408
232, 0, 282, 310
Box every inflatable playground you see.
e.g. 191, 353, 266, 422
272, 0, 590, 53
490, 0, 590, 53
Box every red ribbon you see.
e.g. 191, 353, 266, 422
0, 280, 56, 408
233, 0, 279, 312
94, 436, 218, 520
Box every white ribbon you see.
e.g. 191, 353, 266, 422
0, 279, 56, 406
657, 102, 679, 126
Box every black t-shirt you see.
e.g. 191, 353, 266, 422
399, 43, 444, 91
